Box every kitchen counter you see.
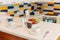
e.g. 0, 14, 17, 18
0, 21, 60, 40
0, 11, 59, 40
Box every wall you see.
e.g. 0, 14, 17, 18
0, 0, 40, 4
0, 2, 42, 17
42, 2, 60, 16
0, 2, 60, 17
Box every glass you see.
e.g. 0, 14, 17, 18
0, 12, 10, 27
10, 17, 22, 28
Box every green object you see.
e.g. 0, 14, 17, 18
34, 18, 40, 24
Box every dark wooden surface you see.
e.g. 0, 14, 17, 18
0, 31, 27, 40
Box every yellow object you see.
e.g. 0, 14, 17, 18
19, 7, 24, 11
34, 6, 38, 9
54, 6, 60, 8
28, 7, 31, 11
47, 12, 54, 15
48, 2, 54, 4
8, 11, 14, 15
0, 6, 8, 10
30, 2, 35, 4
13, 3, 19, 6
42, 6, 48, 8
14, 16, 19, 18
34, 18, 40, 24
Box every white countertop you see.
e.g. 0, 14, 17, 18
0, 12, 60, 40
0, 21, 60, 40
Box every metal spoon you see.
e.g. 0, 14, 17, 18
43, 30, 49, 38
